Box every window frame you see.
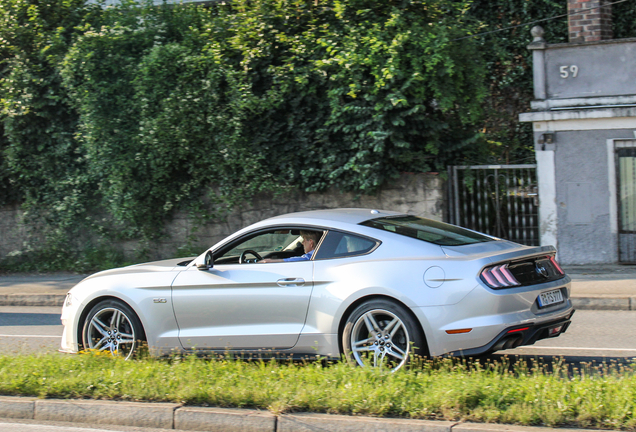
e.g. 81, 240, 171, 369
211, 225, 328, 264
312, 229, 381, 261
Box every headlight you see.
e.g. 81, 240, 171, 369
65, 293, 73, 307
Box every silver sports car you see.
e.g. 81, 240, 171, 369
60, 209, 574, 370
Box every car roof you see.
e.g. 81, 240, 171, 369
262, 208, 405, 227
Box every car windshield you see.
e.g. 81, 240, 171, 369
360, 215, 494, 246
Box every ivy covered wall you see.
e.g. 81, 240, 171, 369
1, 0, 634, 270
0, 172, 444, 268
0, 0, 486, 268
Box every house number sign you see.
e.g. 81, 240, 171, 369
559, 65, 579, 78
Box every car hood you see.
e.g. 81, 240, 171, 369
82, 257, 193, 282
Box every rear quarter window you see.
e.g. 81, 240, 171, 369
314, 231, 379, 260
361, 215, 494, 246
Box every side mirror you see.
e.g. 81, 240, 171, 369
196, 251, 214, 271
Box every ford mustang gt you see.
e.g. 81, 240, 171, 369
60, 208, 574, 370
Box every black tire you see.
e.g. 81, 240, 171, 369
342, 299, 427, 371
82, 299, 146, 360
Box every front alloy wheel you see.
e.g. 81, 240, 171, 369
343, 299, 426, 371
82, 300, 145, 359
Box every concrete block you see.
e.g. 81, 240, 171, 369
35, 399, 179, 429
279, 413, 454, 432
571, 297, 630, 310
0, 396, 35, 419
174, 406, 276, 432
452, 422, 601, 432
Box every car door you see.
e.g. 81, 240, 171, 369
171, 229, 317, 351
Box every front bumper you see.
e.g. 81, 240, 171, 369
59, 291, 83, 354
447, 310, 575, 357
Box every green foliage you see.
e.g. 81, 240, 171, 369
307, 1, 486, 190
1, 0, 485, 259
0, 0, 106, 269
0, 242, 129, 274
0, 0, 93, 215
2, 354, 636, 429
464, 0, 568, 165
613, 0, 636, 39
3, 0, 632, 265
59, 2, 240, 238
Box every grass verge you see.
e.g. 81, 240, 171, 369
0, 354, 635, 430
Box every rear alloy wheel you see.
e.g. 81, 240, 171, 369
343, 299, 426, 371
82, 299, 145, 359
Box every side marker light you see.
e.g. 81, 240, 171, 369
446, 328, 473, 334
507, 327, 529, 333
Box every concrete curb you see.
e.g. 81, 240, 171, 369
0, 396, 611, 432
4, 293, 636, 310
35, 399, 179, 429
278, 413, 454, 432
175, 406, 277, 432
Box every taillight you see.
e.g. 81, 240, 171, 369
480, 264, 521, 289
549, 256, 564, 275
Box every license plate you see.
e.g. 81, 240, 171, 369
537, 289, 564, 308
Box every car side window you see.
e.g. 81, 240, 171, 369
214, 230, 302, 264
313, 231, 378, 260
214, 228, 324, 264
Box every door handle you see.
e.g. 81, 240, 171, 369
277, 278, 305, 287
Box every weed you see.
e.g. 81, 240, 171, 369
0, 354, 634, 429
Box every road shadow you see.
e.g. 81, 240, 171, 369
474, 353, 636, 375
0, 313, 60, 326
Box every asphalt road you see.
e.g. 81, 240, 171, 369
0, 306, 62, 355
499, 308, 636, 359
1, 306, 635, 362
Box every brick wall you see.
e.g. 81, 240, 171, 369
568, 0, 613, 43
0, 173, 445, 261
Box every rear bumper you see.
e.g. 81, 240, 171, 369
447, 309, 575, 357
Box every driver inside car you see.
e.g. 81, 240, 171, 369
259, 231, 321, 263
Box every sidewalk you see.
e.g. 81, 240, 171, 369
0, 273, 85, 307
0, 265, 635, 309
563, 264, 636, 310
